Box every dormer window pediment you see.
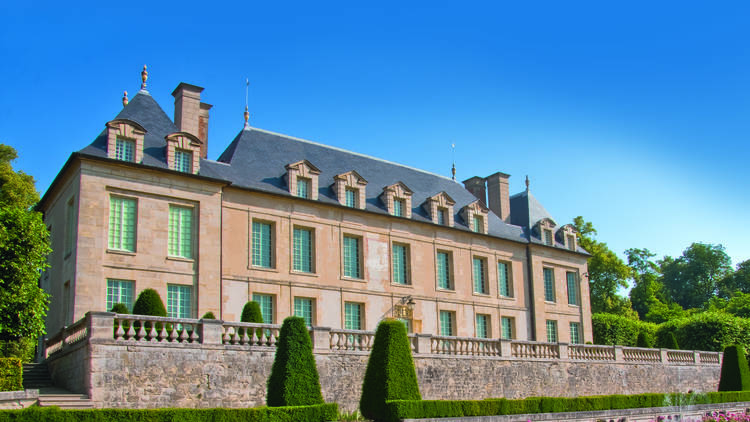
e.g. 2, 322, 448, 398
285, 160, 321, 200
557, 224, 578, 251
423, 191, 455, 226
460, 200, 490, 234
106, 119, 146, 163
333, 170, 368, 209
165, 132, 202, 174
534, 218, 557, 246
380, 182, 413, 218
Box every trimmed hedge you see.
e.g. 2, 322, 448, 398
657, 312, 750, 353
636, 332, 652, 348
0, 404, 338, 421
266, 316, 324, 406
385, 392, 750, 421
132, 289, 167, 317
360, 320, 421, 422
109, 303, 128, 314
0, 357, 22, 392
241, 302, 263, 323
718, 345, 750, 391
591, 313, 657, 347
201, 312, 216, 320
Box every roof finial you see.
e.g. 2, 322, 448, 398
122, 90, 129, 107
451, 143, 456, 181
525, 175, 530, 191
140, 65, 148, 91
244, 78, 250, 129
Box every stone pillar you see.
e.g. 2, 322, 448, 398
87, 312, 115, 341
200, 319, 224, 345
500, 339, 512, 357
311, 326, 331, 352
693, 350, 700, 364
660, 349, 669, 363
415, 334, 432, 355
558, 343, 569, 360
614, 345, 624, 362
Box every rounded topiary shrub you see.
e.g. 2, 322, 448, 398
201, 311, 216, 320
110, 303, 129, 314
718, 345, 750, 391
241, 301, 263, 323
360, 319, 421, 422
132, 289, 167, 317
266, 316, 324, 407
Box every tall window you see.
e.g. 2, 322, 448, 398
252, 221, 273, 268
473, 257, 488, 294
175, 149, 193, 173
344, 302, 362, 330
293, 227, 313, 273
64, 197, 76, 256
567, 234, 576, 251
297, 177, 311, 199
168, 205, 193, 258
252, 293, 274, 324
439, 311, 455, 336
167, 285, 192, 318
106, 279, 134, 312
501, 316, 514, 340
543, 268, 555, 302
294, 297, 314, 326
544, 229, 553, 246
393, 198, 405, 217
570, 322, 581, 344
437, 207, 447, 225
546, 320, 558, 343
392, 243, 409, 285
498, 261, 511, 297
345, 188, 357, 208
115, 138, 135, 162
472, 215, 483, 233
343, 235, 361, 278
475, 314, 489, 338
567, 272, 578, 305
108, 197, 136, 252
436, 251, 452, 290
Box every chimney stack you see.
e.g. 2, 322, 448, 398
486, 172, 511, 223
462, 176, 487, 205
172, 83, 212, 159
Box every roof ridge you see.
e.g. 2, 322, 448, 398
246, 126, 460, 183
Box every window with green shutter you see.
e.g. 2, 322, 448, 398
175, 149, 193, 173
115, 138, 135, 162
343, 235, 361, 278
501, 316, 514, 340
344, 302, 362, 330
294, 297, 314, 326
567, 272, 578, 305
345, 188, 357, 208
436, 251, 452, 290
252, 221, 273, 268
392, 243, 408, 284
108, 197, 136, 252
293, 227, 313, 272
543, 268, 555, 302
546, 320, 558, 343
106, 279, 134, 312
167, 285, 192, 318
570, 322, 581, 344
393, 198, 404, 217
473, 257, 488, 294
498, 261, 511, 297
168, 205, 193, 258
297, 177, 310, 199
439, 310, 454, 336
252, 293, 274, 324
475, 314, 489, 338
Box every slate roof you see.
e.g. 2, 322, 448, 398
74, 89, 586, 251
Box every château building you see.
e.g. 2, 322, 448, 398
38, 68, 592, 345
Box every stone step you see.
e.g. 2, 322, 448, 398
38, 393, 94, 409
22, 363, 53, 389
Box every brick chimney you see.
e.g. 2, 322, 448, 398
462, 176, 487, 206
486, 172, 511, 223
172, 83, 212, 159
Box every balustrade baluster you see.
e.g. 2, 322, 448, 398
115, 320, 125, 339
126, 323, 135, 340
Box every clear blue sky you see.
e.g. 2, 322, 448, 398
2, 1, 749, 273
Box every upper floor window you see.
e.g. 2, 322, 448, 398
294, 297, 315, 326
437, 207, 447, 225
108, 196, 136, 252
392, 243, 410, 285
393, 198, 404, 217
334, 170, 367, 210
436, 251, 453, 290
570, 322, 581, 344
472, 256, 488, 295
115, 138, 135, 162
439, 310, 455, 336
297, 177, 311, 199
252, 293, 275, 324
461, 200, 489, 234
567, 271, 579, 305
535, 218, 557, 247
498, 261, 511, 297
546, 320, 558, 343
285, 160, 320, 200
343, 235, 362, 279
251, 221, 273, 268
501, 316, 514, 340
167, 284, 193, 319
106, 279, 134, 312
475, 314, 490, 339
472, 215, 483, 233
175, 149, 193, 173
558, 224, 578, 251
106, 119, 145, 163
567, 235, 576, 251
293, 227, 314, 273
543, 268, 555, 302
345, 188, 358, 208
344, 302, 363, 330
381, 182, 413, 218
64, 196, 76, 256
544, 229, 553, 246
168, 205, 193, 259
165, 132, 202, 174
423, 192, 455, 227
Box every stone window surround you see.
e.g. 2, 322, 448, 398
250, 219, 275, 270
291, 224, 316, 275
165, 132, 202, 174
333, 170, 368, 210
472, 254, 490, 296
380, 182, 413, 218
341, 231, 366, 281
435, 248, 454, 291
423, 191, 455, 227
390, 239, 412, 286
497, 260, 513, 298
460, 200, 489, 234
284, 160, 321, 200
535, 218, 557, 246
557, 224, 578, 251
106, 119, 146, 164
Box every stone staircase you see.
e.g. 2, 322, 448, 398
22, 363, 94, 409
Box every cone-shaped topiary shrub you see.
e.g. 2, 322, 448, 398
664, 332, 679, 350
241, 301, 263, 323
360, 319, 421, 421
266, 316, 324, 406
636, 332, 652, 348
718, 345, 750, 391
201, 311, 216, 320
110, 303, 129, 314
132, 289, 167, 317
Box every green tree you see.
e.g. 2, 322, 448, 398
724, 292, 750, 319
0, 145, 50, 355
718, 345, 750, 392
660, 243, 733, 309
719, 260, 750, 298
573, 217, 634, 316
266, 316, 324, 406
627, 248, 665, 320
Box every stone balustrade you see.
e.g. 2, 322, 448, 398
44, 312, 723, 366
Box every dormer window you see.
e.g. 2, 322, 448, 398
380, 182, 413, 218
333, 171, 368, 210
165, 132, 202, 174
285, 160, 320, 201
557, 224, 578, 251
535, 218, 557, 247
106, 119, 146, 164
423, 192, 455, 227
544, 229, 553, 246
460, 200, 489, 234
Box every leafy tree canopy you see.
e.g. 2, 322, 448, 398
660, 243, 733, 309
0, 145, 38, 209
719, 260, 750, 298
